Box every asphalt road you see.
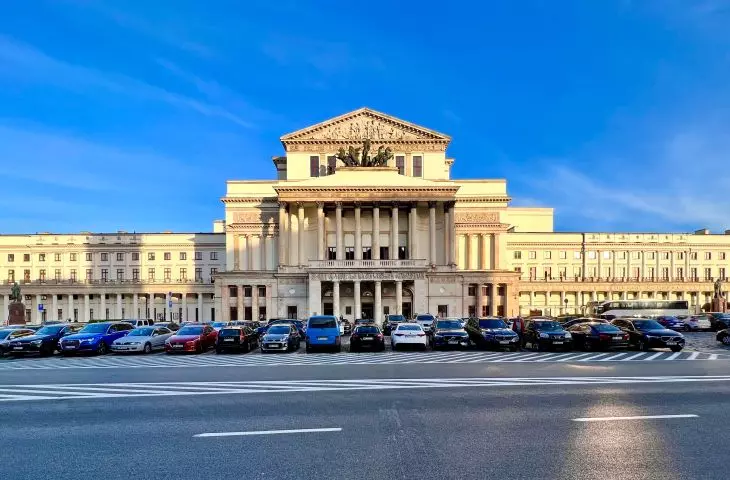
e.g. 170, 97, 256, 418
2, 360, 729, 479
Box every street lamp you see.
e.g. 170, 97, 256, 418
563, 298, 568, 314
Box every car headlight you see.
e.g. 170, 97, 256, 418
31, 340, 43, 346
81, 338, 95, 343
129, 342, 141, 345
185, 341, 195, 347
434, 334, 443, 338
539, 332, 549, 339
645, 335, 657, 339
511, 336, 519, 342
564, 333, 572, 339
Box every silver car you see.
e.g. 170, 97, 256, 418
111, 326, 173, 354
261, 324, 300, 353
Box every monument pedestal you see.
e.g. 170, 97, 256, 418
7, 302, 26, 325
711, 297, 727, 313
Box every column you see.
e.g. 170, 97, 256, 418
84, 294, 90, 322
260, 235, 267, 270
612, 251, 617, 280
252, 285, 260, 322
278, 202, 287, 266
333, 281, 340, 318
597, 250, 602, 279
117, 293, 122, 319
395, 280, 403, 315
237, 285, 244, 321
181, 293, 187, 323
655, 250, 660, 281
465, 234, 472, 270
502, 283, 510, 317
560, 291, 566, 314
374, 280, 382, 325
317, 202, 325, 261
67, 294, 73, 321
298, 202, 305, 266
100, 292, 106, 320
133, 293, 138, 319
373, 205, 380, 260
247, 235, 254, 270
492, 233, 501, 270
529, 291, 535, 311
640, 251, 646, 280
35, 294, 41, 322
481, 234, 489, 270
669, 251, 675, 281
443, 204, 451, 265
391, 203, 399, 261
335, 202, 343, 260
489, 283, 496, 316
197, 293, 204, 322
354, 203, 362, 261
237, 235, 245, 271
477, 284, 485, 317
354, 280, 361, 320
448, 203, 456, 265
428, 201, 437, 264
52, 294, 58, 321
409, 203, 418, 259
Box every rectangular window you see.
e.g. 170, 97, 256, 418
148, 252, 155, 261
101, 253, 108, 261
287, 305, 297, 320
529, 267, 537, 279
661, 267, 669, 280
528, 251, 537, 260
544, 267, 552, 279
362, 247, 372, 260
721, 252, 727, 261
705, 268, 712, 280
721, 267, 727, 280
148, 268, 155, 281
648, 252, 655, 260
310, 155, 320, 177
131, 252, 139, 261
573, 251, 581, 259
23, 254, 30, 262
132, 268, 139, 280
662, 252, 670, 260
54, 269, 61, 281
619, 251, 626, 260
344, 247, 355, 260
705, 252, 712, 260
210, 252, 218, 261
164, 252, 171, 261
395, 156, 405, 175
412, 156, 423, 177
195, 268, 202, 281
327, 155, 336, 175
7, 254, 14, 262
101, 269, 108, 281
544, 251, 551, 259
116, 269, 124, 281
89, 309, 94, 321
116, 253, 124, 261
244, 286, 252, 297
468, 285, 477, 296
559, 251, 567, 259
39, 269, 46, 282
210, 267, 218, 279
327, 247, 337, 260
39, 253, 46, 262
85, 253, 92, 261
258, 286, 266, 297
180, 252, 187, 261
632, 267, 640, 279
690, 252, 698, 260
70, 269, 77, 282
194, 252, 203, 261
514, 251, 522, 260
380, 246, 389, 260
7, 269, 14, 283
690, 268, 698, 280
633, 251, 641, 260
602, 251, 611, 259
677, 252, 684, 260
398, 246, 407, 260
85, 269, 92, 281
180, 268, 187, 281
164, 268, 171, 281
676, 267, 684, 279
587, 251, 596, 259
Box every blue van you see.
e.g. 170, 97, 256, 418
306, 315, 341, 352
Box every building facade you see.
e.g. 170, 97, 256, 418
3, 108, 730, 324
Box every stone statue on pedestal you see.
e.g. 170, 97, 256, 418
7, 282, 26, 325
711, 278, 727, 313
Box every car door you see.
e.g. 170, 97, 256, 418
567, 324, 585, 347
524, 321, 535, 345
150, 328, 165, 348
205, 325, 217, 348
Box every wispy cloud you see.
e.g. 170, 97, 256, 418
0, 35, 255, 128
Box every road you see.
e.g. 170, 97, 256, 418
1, 354, 728, 479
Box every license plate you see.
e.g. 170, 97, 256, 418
362, 338, 373, 341
499, 340, 510, 345
173, 344, 184, 349
553, 341, 564, 344
13, 346, 23, 350
65, 345, 76, 349
666, 339, 677, 344
448, 339, 459, 345
224, 338, 234, 342
317, 337, 328, 341
268, 344, 280, 348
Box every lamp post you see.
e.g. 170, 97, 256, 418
563, 298, 569, 315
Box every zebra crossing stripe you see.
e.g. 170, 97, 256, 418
643, 352, 665, 361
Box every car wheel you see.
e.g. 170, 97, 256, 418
243, 341, 250, 353
670, 346, 683, 352
143, 343, 152, 354
639, 340, 649, 352
196, 343, 203, 354
721, 334, 730, 346
97, 342, 107, 355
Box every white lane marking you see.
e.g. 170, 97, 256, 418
597, 352, 629, 361
687, 352, 700, 360
194, 427, 342, 438
665, 352, 683, 361
643, 352, 665, 361
536, 352, 575, 362
572, 414, 698, 422
621, 352, 647, 361
578, 353, 612, 362
709, 354, 719, 360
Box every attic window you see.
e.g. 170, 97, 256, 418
327, 156, 337, 175
413, 156, 423, 177
395, 156, 405, 175
310, 156, 320, 177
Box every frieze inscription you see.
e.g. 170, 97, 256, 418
310, 272, 426, 282
454, 212, 500, 224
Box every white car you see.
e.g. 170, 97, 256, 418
414, 314, 436, 333
111, 326, 173, 353
391, 323, 428, 351
680, 315, 712, 331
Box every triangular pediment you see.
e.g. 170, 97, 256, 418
280, 108, 451, 145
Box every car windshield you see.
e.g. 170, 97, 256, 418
436, 320, 463, 329
479, 319, 507, 329
80, 323, 109, 334
211, 322, 226, 328
388, 315, 405, 321
592, 324, 620, 332
416, 315, 434, 321
128, 328, 155, 336
220, 328, 242, 336
268, 326, 291, 335
309, 318, 337, 328
633, 320, 664, 330
35, 326, 64, 335
355, 326, 379, 334
398, 325, 421, 331
533, 321, 562, 331
177, 326, 203, 335
0, 330, 12, 339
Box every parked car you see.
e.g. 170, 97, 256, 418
679, 315, 712, 332
655, 316, 685, 331
708, 313, 730, 331
561, 318, 605, 329
350, 324, 385, 352
716, 328, 730, 346
521, 320, 572, 351
111, 326, 173, 354
0, 328, 37, 357
383, 314, 406, 335
465, 317, 520, 351
567, 322, 629, 351
261, 324, 301, 353
124, 319, 154, 328
6, 323, 83, 357
391, 323, 428, 351
165, 324, 218, 354
611, 318, 685, 352
259, 319, 306, 339
153, 321, 180, 332
431, 318, 470, 350
216, 325, 259, 353
210, 322, 228, 332
305, 315, 341, 352
414, 314, 436, 334
58, 322, 134, 356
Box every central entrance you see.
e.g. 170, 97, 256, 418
361, 303, 374, 320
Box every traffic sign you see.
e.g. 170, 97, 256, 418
38, 304, 44, 311
168, 301, 172, 308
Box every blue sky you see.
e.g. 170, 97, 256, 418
1, 0, 729, 234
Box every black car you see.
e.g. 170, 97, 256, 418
382, 314, 406, 335
567, 322, 629, 351
432, 319, 470, 349
350, 325, 385, 352
521, 320, 572, 351
153, 321, 180, 332
561, 318, 605, 329
0, 328, 38, 356
611, 318, 685, 352
465, 317, 520, 351
709, 313, 730, 331
215, 326, 259, 353
655, 316, 685, 331
6, 323, 83, 357
716, 328, 730, 346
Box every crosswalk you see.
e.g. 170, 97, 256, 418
0, 350, 724, 370
3, 375, 730, 403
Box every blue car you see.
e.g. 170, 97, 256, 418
59, 321, 134, 356
305, 315, 341, 352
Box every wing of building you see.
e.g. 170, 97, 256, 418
2, 107, 729, 323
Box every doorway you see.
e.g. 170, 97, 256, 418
323, 302, 333, 315
361, 303, 374, 320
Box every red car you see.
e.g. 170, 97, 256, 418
165, 324, 217, 354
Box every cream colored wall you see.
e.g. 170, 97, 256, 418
502, 208, 554, 232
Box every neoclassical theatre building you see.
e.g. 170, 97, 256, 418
3, 108, 730, 324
